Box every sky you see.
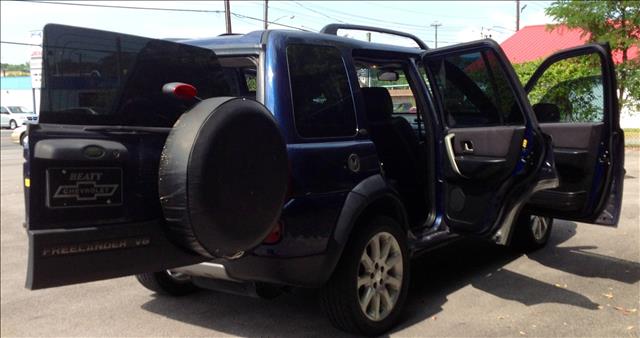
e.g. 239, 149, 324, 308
0, 0, 555, 64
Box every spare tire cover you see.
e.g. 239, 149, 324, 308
159, 97, 288, 258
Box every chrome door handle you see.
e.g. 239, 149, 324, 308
462, 140, 474, 153
444, 133, 467, 178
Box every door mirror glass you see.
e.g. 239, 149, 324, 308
378, 71, 399, 81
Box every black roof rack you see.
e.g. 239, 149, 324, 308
320, 24, 428, 50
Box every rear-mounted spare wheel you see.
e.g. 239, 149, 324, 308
159, 97, 288, 258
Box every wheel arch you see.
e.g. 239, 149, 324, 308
333, 174, 409, 247
314, 175, 408, 286
221, 175, 410, 289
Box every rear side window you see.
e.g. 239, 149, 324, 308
427, 49, 524, 127
287, 44, 356, 138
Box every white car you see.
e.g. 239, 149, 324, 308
0, 106, 38, 129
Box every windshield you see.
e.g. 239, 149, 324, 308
8, 106, 33, 114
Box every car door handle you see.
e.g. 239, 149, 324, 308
462, 140, 474, 153
444, 133, 467, 178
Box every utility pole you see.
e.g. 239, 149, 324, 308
264, 0, 268, 30
224, 0, 232, 34
366, 32, 372, 86
516, 0, 520, 31
430, 22, 442, 48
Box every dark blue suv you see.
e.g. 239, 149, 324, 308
25, 24, 624, 335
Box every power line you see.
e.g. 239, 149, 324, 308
296, 2, 436, 30
362, 1, 494, 20
0, 41, 41, 47
19, 0, 222, 13
230, 12, 310, 31
293, 1, 346, 24
16, 0, 310, 31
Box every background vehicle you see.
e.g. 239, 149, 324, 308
23, 24, 624, 335
1, 105, 38, 129
11, 125, 27, 145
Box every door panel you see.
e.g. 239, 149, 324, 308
524, 44, 624, 225
451, 126, 519, 157
529, 123, 603, 211
450, 126, 524, 180
423, 40, 545, 238
444, 127, 525, 228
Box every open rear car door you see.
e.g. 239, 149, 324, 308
422, 40, 555, 244
524, 43, 624, 225
26, 24, 289, 289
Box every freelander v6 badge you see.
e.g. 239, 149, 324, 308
46, 168, 123, 208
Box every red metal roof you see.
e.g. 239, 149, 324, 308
500, 24, 638, 64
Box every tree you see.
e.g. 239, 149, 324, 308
545, 0, 640, 110
0, 62, 30, 76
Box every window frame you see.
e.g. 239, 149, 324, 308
424, 47, 527, 129
526, 53, 605, 124
352, 56, 428, 137
285, 43, 358, 140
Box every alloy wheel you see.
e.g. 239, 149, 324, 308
357, 231, 403, 322
531, 216, 550, 241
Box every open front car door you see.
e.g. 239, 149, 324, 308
523, 43, 624, 225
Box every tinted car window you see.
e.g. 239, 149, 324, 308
527, 54, 604, 123
287, 44, 356, 138
40, 24, 232, 127
427, 49, 524, 127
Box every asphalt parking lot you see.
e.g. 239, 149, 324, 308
1, 129, 638, 337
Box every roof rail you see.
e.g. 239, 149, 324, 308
320, 24, 428, 50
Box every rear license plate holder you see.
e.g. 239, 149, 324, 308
46, 167, 123, 208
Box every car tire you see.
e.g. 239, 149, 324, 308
320, 216, 410, 336
511, 213, 553, 252
135, 271, 199, 296
19, 132, 26, 146
9, 120, 17, 130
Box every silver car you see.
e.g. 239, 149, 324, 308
1, 106, 38, 129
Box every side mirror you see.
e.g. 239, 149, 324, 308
378, 71, 399, 81
162, 82, 201, 101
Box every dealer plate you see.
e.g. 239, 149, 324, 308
46, 167, 123, 208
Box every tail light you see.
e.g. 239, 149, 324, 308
262, 161, 292, 245
263, 220, 283, 244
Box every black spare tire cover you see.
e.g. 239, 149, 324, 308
159, 97, 288, 258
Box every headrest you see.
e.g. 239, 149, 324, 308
361, 87, 393, 122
